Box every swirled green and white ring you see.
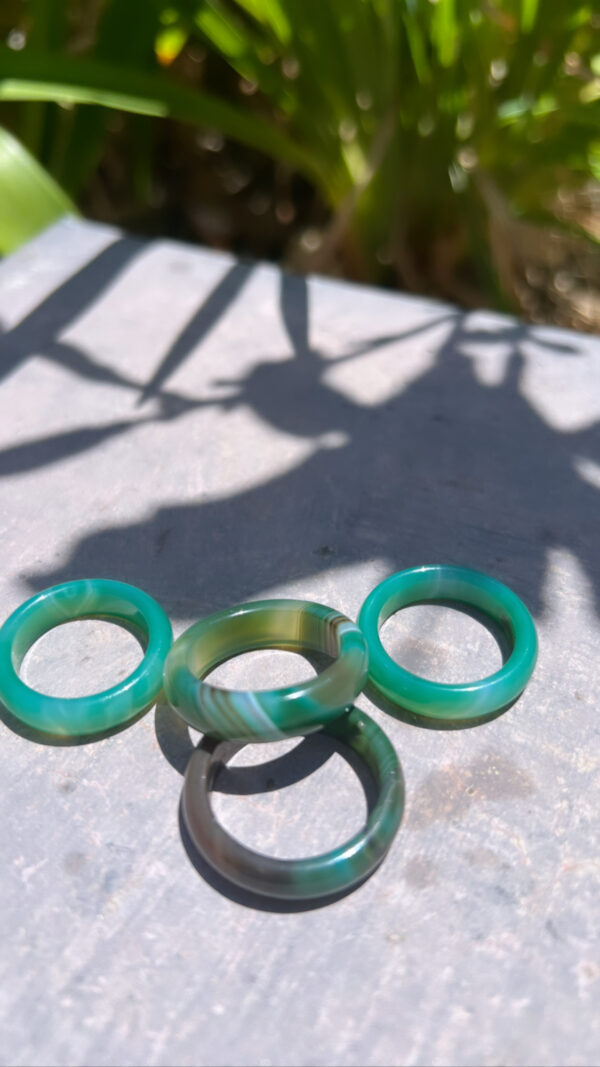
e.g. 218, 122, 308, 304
163, 598, 369, 741
0, 579, 173, 738
358, 565, 538, 722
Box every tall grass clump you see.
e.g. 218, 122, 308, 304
1, 1, 598, 324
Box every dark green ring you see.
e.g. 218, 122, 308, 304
0, 579, 173, 738
358, 565, 538, 722
182, 706, 404, 901
164, 599, 369, 742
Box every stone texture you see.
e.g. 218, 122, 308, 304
0, 218, 599, 1066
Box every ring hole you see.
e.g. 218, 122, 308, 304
380, 603, 506, 684
212, 735, 372, 859
22, 620, 143, 697
205, 648, 323, 691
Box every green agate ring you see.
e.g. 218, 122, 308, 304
163, 599, 369, 741
0, 579, 173, 738
182, 705, 404, 901
358, 565, 538, 722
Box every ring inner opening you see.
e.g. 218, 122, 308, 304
22, 619, 144, 697
189, 611, 338, 685
380, 601, 509, 684
204, 648, 328, 692
210, 732, 375, 858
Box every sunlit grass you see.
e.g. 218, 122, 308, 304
0, 1, 597, 319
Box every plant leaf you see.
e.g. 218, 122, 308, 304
233, 0, 292, 45
520, 0, 540, 33
431, 0, 458, 69
0, 125, 76, 254
60, 0, 165, 196
0, 46, 322, 186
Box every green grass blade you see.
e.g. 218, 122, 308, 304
0, 125, 76, 254
520, 0, 540, 33
193, 2, 291, 105
60, 0, 163, 195
233, 0, 291, 44
402, 11, 430, 85
0, 46, 321, 185
19, 0, 68, 158
26, 0, 67, 49
276, 0, 358, 121
431, 0, 458, 68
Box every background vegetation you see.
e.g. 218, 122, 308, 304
1, 0, 599, 328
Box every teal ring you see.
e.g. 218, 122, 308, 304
358, 565, 538, 721
163, 599, 369, 742
0, 579, 173, 738
182, 706, 404, 901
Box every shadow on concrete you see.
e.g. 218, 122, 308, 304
155, 702, 339, 786
1, 234, 598, 676
0, 237, 144, 388
138, 261, 254, 403
0, 234, 232, 420
14, 264, 598, 625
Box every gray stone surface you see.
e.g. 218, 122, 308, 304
0, 218, 599, 1067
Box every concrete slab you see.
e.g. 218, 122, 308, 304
0, 218, 599, 1066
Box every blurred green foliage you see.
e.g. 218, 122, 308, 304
0, 124, 76, 252
0, 1, 598, 320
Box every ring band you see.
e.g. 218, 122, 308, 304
0, 579, 173, 737
182, 706, 404, 901
358, 565, 537, 722
163, 599, 369, 741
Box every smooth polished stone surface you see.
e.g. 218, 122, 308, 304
183, 706, 403, 899
0, 579, 173, 737
164, 598, 368, 740
0, 219, 599, 1067
359, 565, 538, 721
